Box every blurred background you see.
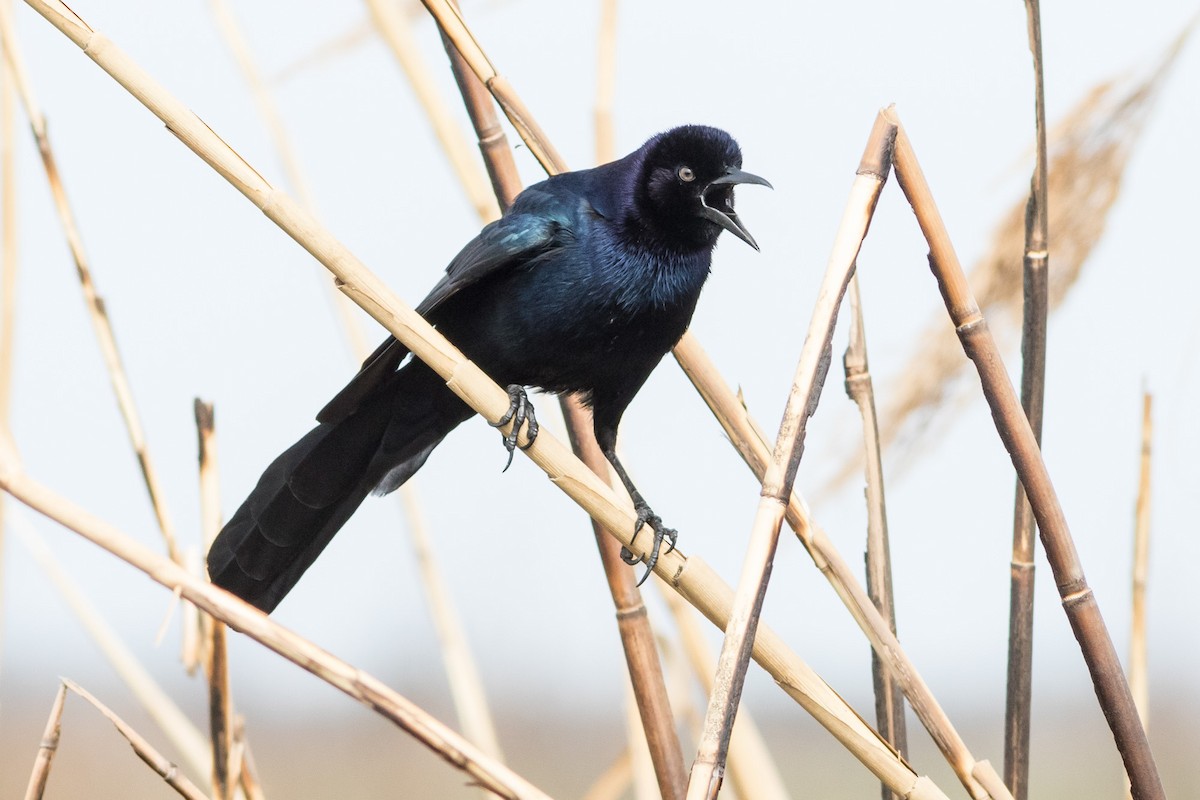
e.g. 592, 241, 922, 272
1, 0, 1197, 797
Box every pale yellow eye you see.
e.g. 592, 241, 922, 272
677, 166, 695, 182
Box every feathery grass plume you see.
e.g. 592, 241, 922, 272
22, 682, 67, 800
0, 0, 183, 565
843, 274, 908, 799
888, 107, 1165, 800
19, 4, 943, 794
688, 113, 896, 800
1005, 3, 1051, 796
827, 19, 1198, 487
60, 679, 211, 800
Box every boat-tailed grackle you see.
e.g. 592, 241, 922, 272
208, 124, 770, 611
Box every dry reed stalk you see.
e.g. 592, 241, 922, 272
10, 509, 212, 778
365, 0, 500, 222
835, 20, 1198, 489
888, 107, 1165, 800
0, 464, 554, 800
687, 113, 894, 800
434, 8, 686, 795
843, 274, 908, 798
399, 482, 505, 765
625, 685, 659, 800
581, 748, 633, 800
422, 9, 974, 793
594, 0, 618, 164
0, 0, 182, 565
194, 400, 235, 800
233, 718, 267, 800
1003, 5, 1050, 797
672, 331, 1008, 800
659, 587, 789, 800
208, 0, 372, 362
22, 682, 67, 800
1129, 392, 1152, 728
60, 678, 210, 800
20, 6, 941, 794
0, 17, 17, 690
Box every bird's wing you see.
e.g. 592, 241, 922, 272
316, 201, 573, 424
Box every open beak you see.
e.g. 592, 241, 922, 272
699, 166, 773, 251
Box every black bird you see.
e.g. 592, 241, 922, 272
208, 125, 770, 612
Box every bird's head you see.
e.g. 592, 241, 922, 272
634, 125, 772, 252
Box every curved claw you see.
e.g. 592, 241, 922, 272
489, 385, 538, 472
626, 504, 677, 586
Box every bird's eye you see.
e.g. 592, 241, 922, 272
677, 166, 696, 182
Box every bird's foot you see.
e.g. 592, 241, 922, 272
490, 385, 539, 472
619, 504, 678, 586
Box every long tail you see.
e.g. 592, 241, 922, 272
207, 364, 469, 612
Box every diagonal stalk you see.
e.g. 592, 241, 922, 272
888, 107, 1164, 800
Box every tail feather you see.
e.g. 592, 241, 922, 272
208, 365, 468, 612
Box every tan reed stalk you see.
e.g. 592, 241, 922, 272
22, 682, 67, 800
1004, 5, 1050, 797
594, 0, 618, 163
1129, 392, 1152, 728
581, 749, 633, 800
399, 481, 505, 765
672, 330, 1008, 800
209, 0, 372, 362
843, 274, 908, 798
659, 587, 789, 800
61, 679, 210, 800
888, 106, 1165, 800
687, 113, 896, 800
434, 9, 687, 795
365, 0, 499, 222
1, 463, 554, 800
10, 509, 211, 778
233, 719, 267, 800
0, 18, 17, 693
18, 6, 943, 794
0, 0, 182, 565
194, 400, 235, 800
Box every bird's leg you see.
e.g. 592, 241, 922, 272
490, 385, 539, 471
603, 448, 677, 586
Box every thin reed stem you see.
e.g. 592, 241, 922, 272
1129, 392, 1152, 728
1004, 4, 1049, 797
0, 16, 17, 698
888, 107, 1165, 800
22, 682, 67, 800
61, 679, 210, 800
594, 0, 618, 164
687, 112, 894, 800
843, 274, 908, 799
0, 0, 182, 564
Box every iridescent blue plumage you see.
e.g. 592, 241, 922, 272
209, 125, 770, 610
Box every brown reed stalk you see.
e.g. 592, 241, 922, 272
1, 463, 554, 800
888, 107, 1165, 800
60, 679, 211, 800
10, 510, 212, 778
1129, 392, 1152, 729
365, 0, 500, 222
19, 6, 943, 793
843, 274, 907, 799
22, 682, 67, 800
0, 0, 182, 565
660, 587, 789, 800
687, 113, 895, 800
194, 400, 234, 800
421, 10, 983, 794
434, 8, 686, 796
1003, 5, 1049, 798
